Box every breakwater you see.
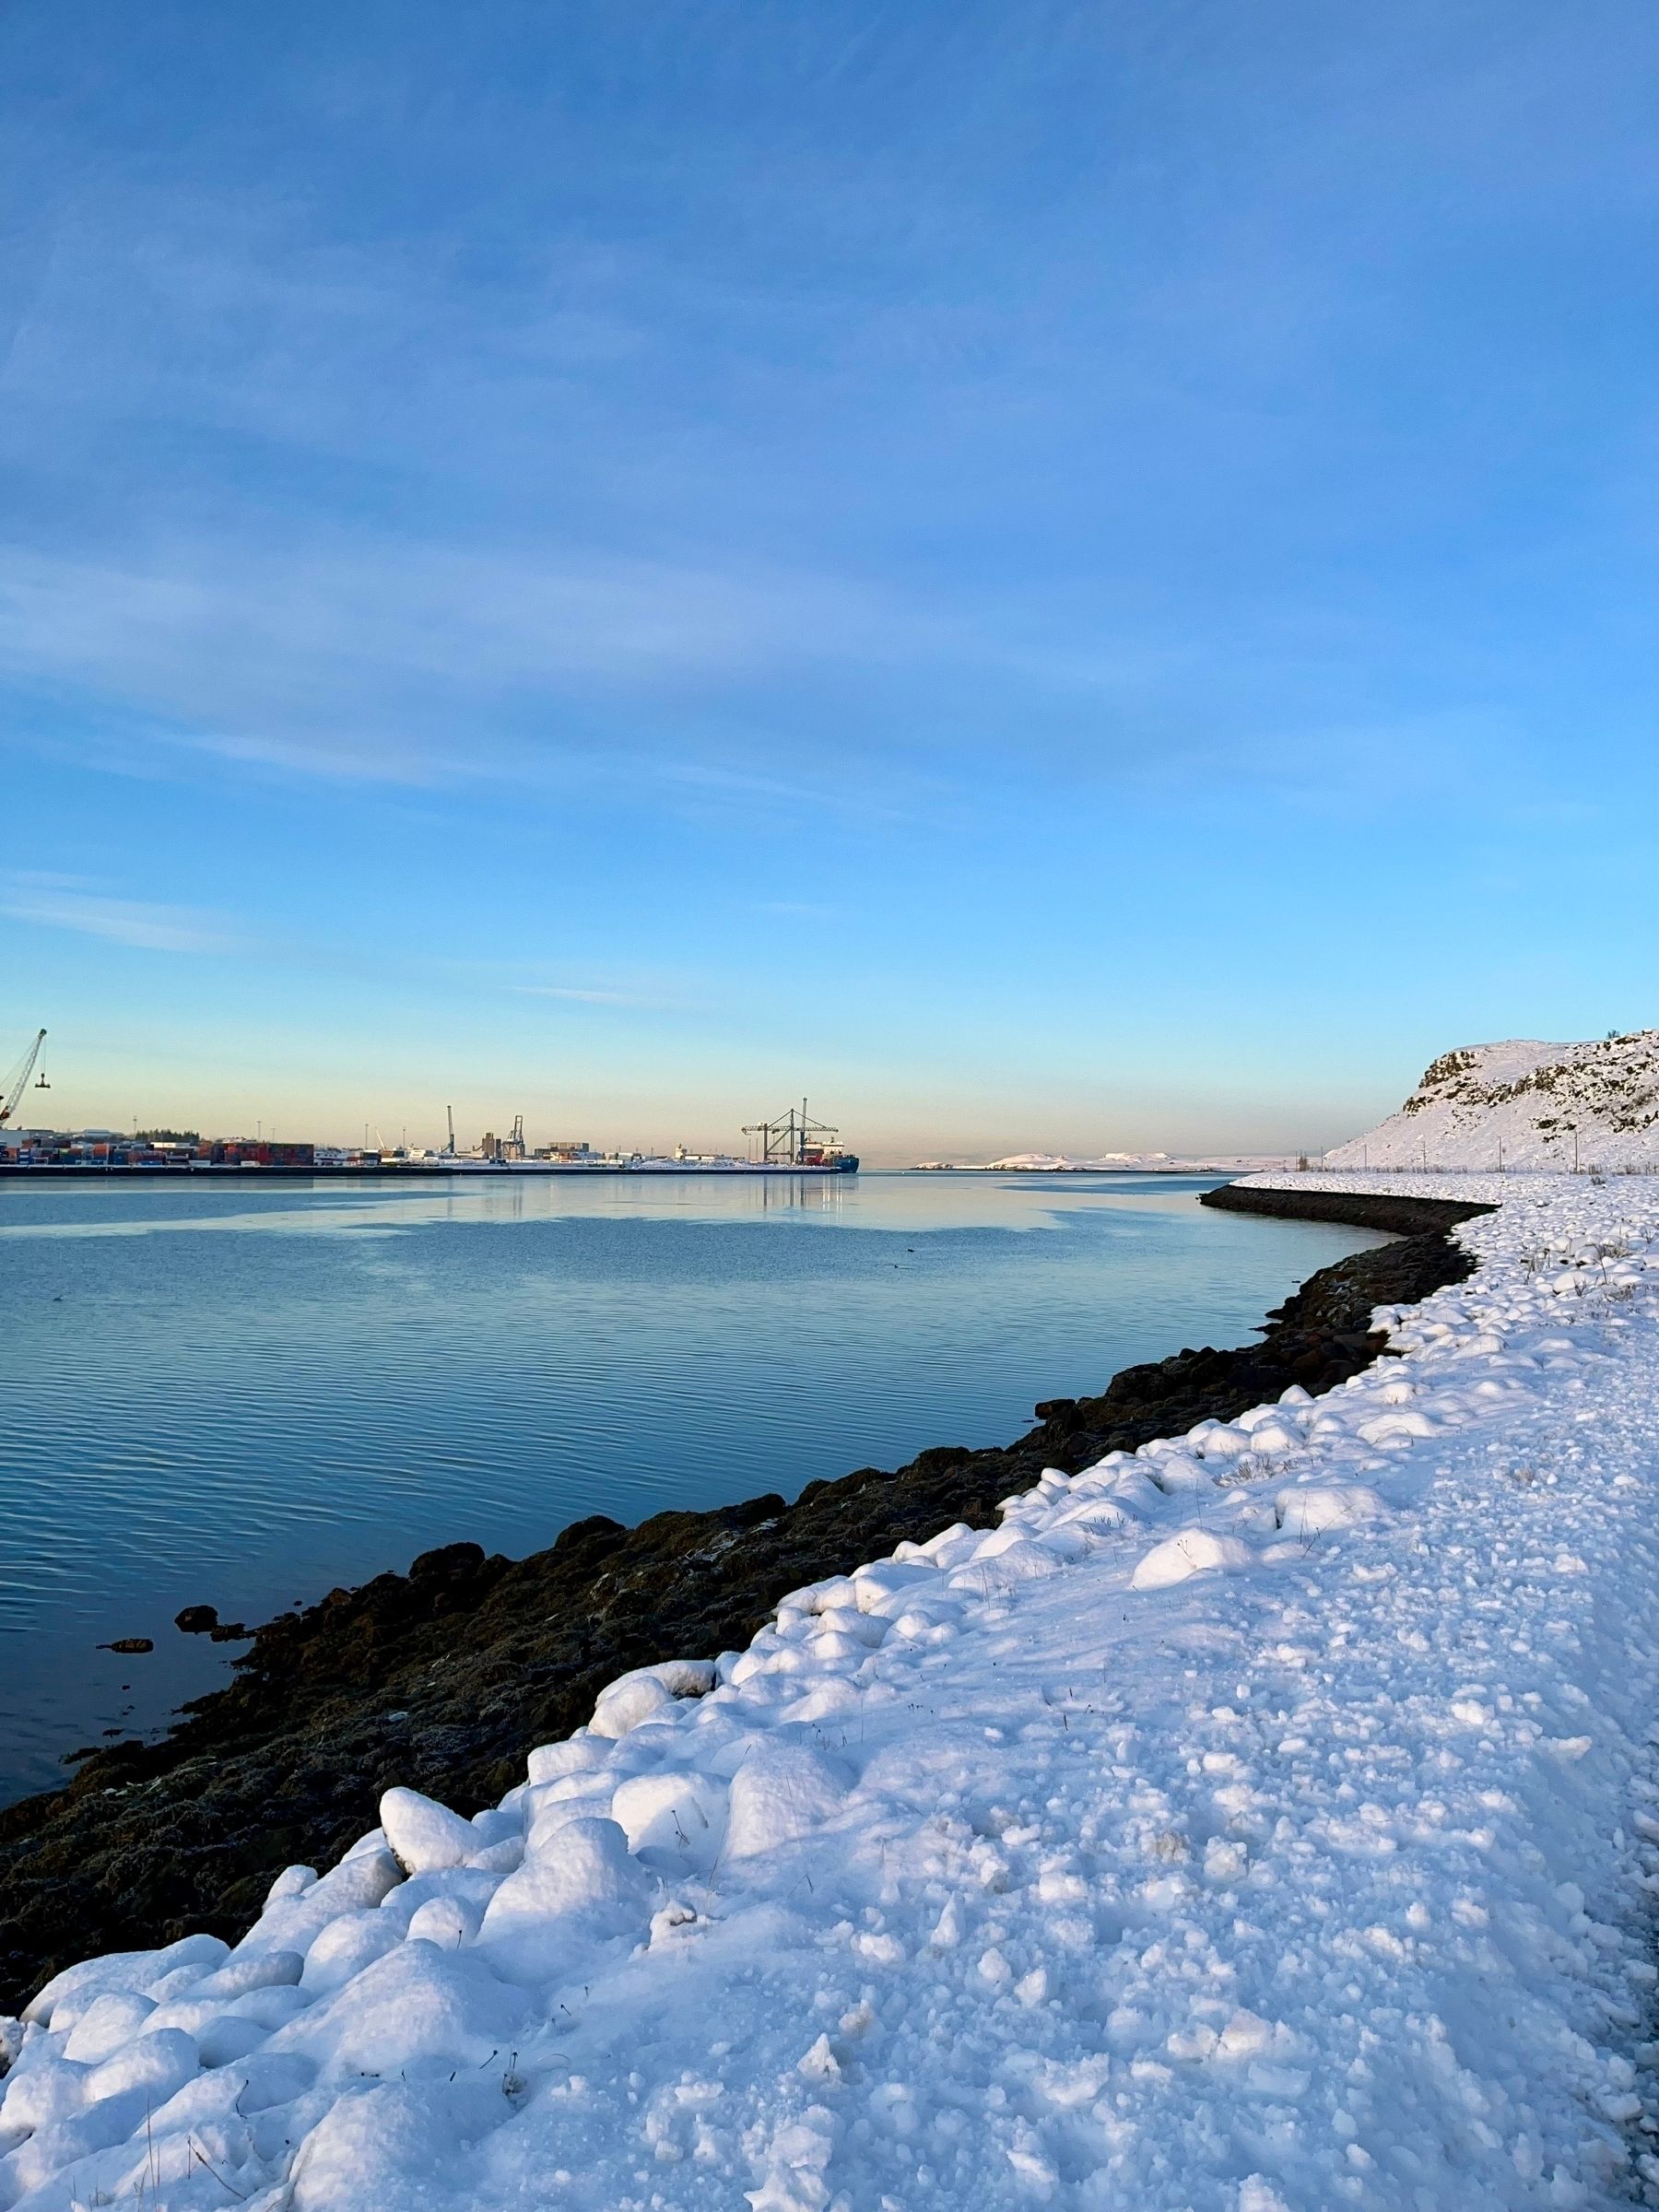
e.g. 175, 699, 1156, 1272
1198, 1181, 1496, 1236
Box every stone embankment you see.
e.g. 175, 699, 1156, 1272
1197, 1182, 1493, 1236
0, 1189, 1488, 2012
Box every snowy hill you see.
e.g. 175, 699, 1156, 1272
1328, 1030, 1659, 1171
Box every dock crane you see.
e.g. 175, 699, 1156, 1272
1, 1029, 47, 1128
742, 1097, 841, 1167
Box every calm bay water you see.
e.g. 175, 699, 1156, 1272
0, 1171, 1384, 1803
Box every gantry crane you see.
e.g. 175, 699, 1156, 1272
742, 1098, 840, 1166
1, 1029, 48, 1128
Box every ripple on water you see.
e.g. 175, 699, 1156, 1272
0, 1172, 1388, 1800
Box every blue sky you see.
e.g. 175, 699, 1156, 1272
4, 1, 1655, 1159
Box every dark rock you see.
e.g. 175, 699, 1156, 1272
174, 1606, 218, 1635
552, 1514, 627, 1555
207, 1622, 252, 1642
409, 1541, 487, 1583
0, 1193, 1481, 2014
97, 1639, 153, 1655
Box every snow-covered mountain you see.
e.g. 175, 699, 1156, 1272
1328, 1030, 1659, 1171
914, 1152, 1281, 1173
983, 1150, 1173, 1171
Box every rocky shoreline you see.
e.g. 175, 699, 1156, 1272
0, 1187, 1491, 2014
1194, 1182, 1490, 1234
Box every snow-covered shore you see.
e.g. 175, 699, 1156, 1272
6, 1173, 1659, 2211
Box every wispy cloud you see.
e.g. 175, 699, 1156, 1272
0, 535, 921, 785
500, 959, 709, 1014
510, 983, 655, 1006
0, 7, 1641, 859
1, 873, 244, 954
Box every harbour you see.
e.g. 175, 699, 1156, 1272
1, 1155, 862, 1176
0, 1043, 861, 1174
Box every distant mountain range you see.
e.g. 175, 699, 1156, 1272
912, 1152, 1282, 1174
1327, 1032, 1659, 1171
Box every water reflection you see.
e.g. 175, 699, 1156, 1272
0, 1171, 1385, 1801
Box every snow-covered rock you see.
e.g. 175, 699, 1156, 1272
724, 1744, 852, 1858
379, 1786, 481, 1875
479, 1817, 644, 1937
1129, 1526, 1253, 1588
